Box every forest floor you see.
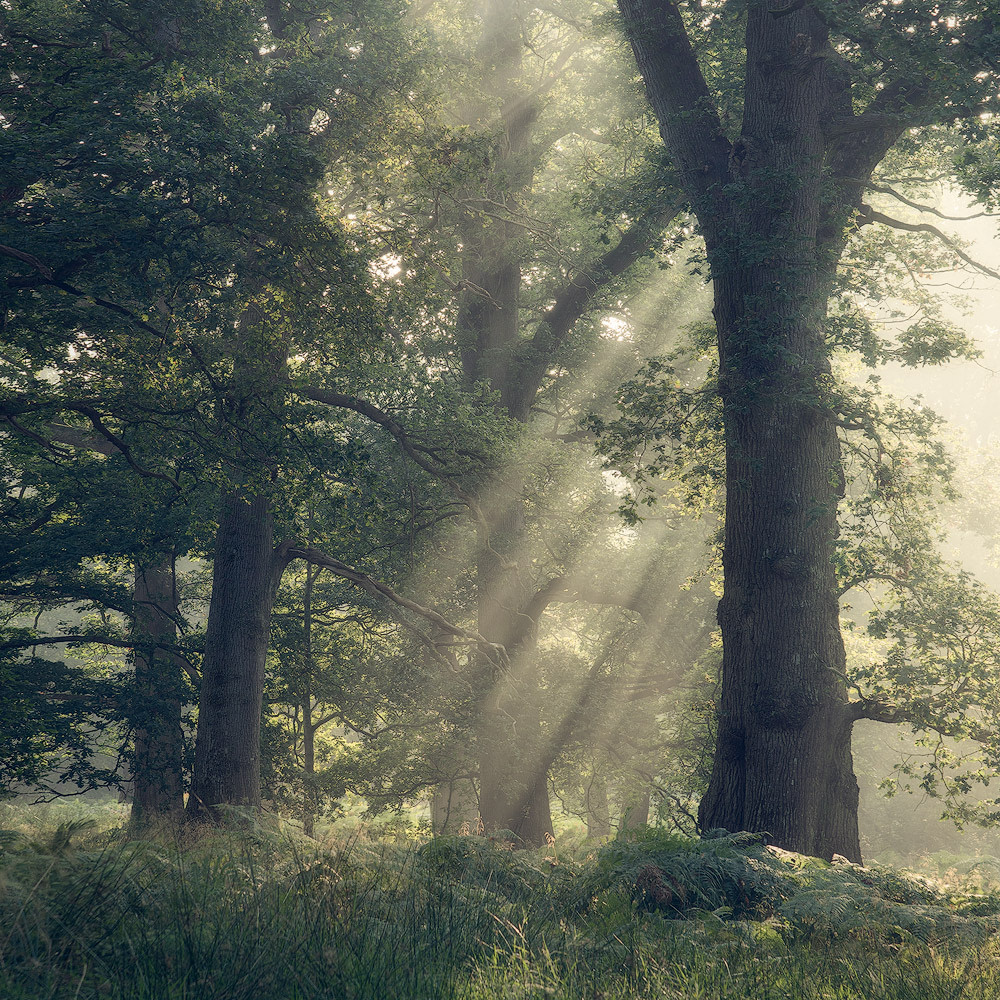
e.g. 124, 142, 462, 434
2, 801, 1000, 999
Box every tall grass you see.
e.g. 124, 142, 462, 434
0, 806, 998, 999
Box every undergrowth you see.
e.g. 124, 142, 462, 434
1, 810, 999, 999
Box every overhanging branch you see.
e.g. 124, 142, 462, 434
862, 181, 996, 222
850, 697, 995, 745
858, 205, 1000, 282
504, 194, 686, 418
1, 634, 202, 684
286, 545, 507, 668
294, 383, 517, 569
3, 404, 182, 490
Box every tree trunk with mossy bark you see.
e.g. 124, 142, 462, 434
618, 0, 922, 861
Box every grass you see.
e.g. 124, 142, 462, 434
1, 803, 999, 999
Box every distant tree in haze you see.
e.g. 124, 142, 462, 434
374, 0, 700, 845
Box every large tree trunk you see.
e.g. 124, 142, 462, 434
698, 270, 861, 856
697, 270, 860, 858
479, 699, 553, 844
695, 10, 862, 862
187, 492, 286, 818
618, 0, 868, 860
453, 0, 681, 845
130, 555, 185, 826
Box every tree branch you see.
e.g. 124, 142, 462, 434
2, 249, 226, 396
616, 0, 732, 210
5, 404, 182, 491
858, 205, 1000, 282
295, 385, 470, 486
532, 576, 658, 619
862, 182, 997, 222
286, 545, 507, 667
45, 421, 120, 456
824, 112, 912, 139
850, 697, 995, 745
0, 633, 201, 684
294, 383, 518, 569
827, 79, 929, 192
503, 194, 686, 418
0, 243, 54, 278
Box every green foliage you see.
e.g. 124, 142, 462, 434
0, 818, 97, 857
588, 340, 723, 526
572, 828, 788, 919
0, 650, 123, 796
2, 812, 1000, 999
418, 833, 553, 900
571, 828, 1000, 949
0, 0, 434, 807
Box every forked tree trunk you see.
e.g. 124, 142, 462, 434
693, 14, 862, 860
455, 0, 681, 845
130, 555, 185, 826
617, 1, 880, 860
187, 492, 287, 818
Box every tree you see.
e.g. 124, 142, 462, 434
368, 0, 697, 845
617, 0, 1000, 860
0, 0, 433, 818
0, 393, 201, 816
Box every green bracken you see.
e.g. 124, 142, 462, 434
1, 808, 999, 999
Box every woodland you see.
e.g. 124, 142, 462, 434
7, 0, 1000, 997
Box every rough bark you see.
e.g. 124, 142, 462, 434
699, 9, 862, 862
38, 424, 188, 825
702, 256, 860, 858
187, 492, 287, 818
616, 0, 903, 860
130, 555, 185, 826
